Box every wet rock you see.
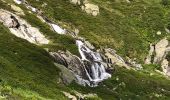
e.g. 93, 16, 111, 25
50, 40, 112, 87
50, 51, 88, 80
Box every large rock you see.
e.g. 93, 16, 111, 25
154, 38, 169, 63
50, 51, 88, 80
145, 38, 170, 77
145, 38, 169, 64
0, 9, 49, 44
82, 3, 99, 16
104, 48, 130, 69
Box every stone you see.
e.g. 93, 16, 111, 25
154, 38, 169, 63
84, 41, 95, 50
0, 9, 49, 44
74, 28, 79, 35
157, 31, 162, 35
82, 3, 99, 16
145, 38, 170, 77
127, 57, 143, 70
11, 4, 25, 15
145, 44, 155, 64
50, 51, 88, 80
62, 92, 77, 100
165, 28, 170, 33
105, 48, 130, 69
73, 91, 98, 99
161, 59, 170, 77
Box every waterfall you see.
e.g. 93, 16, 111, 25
51, 24, 66, 34
14, 0, 22, 4
15, 0, 111, 86
76, 40, 111, 86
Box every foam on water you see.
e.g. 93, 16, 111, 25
76, 40, 111, 86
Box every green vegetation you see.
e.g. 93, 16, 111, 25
0, 0, 79, 56
0, 24, 69, 99
0, 0, 170, 99
70, 67, 170, 100
26, 0, 170, 62
20, 11, 79, 55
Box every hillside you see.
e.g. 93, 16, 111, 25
0, 0, 170, 100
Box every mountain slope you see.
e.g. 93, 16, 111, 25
26, 0, 170, 61
0, 0, 170, 100
0, 23, 68, 99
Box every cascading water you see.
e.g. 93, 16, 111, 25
15, 0, 112, 86
76, 40, 111, 86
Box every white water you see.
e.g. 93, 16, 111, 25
51, 24, 66, 34
76, 40, 111, 86
13, 0, 22, 4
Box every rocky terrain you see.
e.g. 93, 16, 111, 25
0, 0, 170, 100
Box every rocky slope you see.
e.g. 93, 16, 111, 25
0, 0, 170, 100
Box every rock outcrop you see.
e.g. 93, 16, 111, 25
50, 40, 112, 87
69, 0, 100, 16
154, 39, 169, 63
145, 38, 170, 77
104, 48, 142, 70
104, 48, 130, 69
81, 3, 99, 16
54, 63, 76, 85
50, 51, 88, 81
0, 9, 49, 44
